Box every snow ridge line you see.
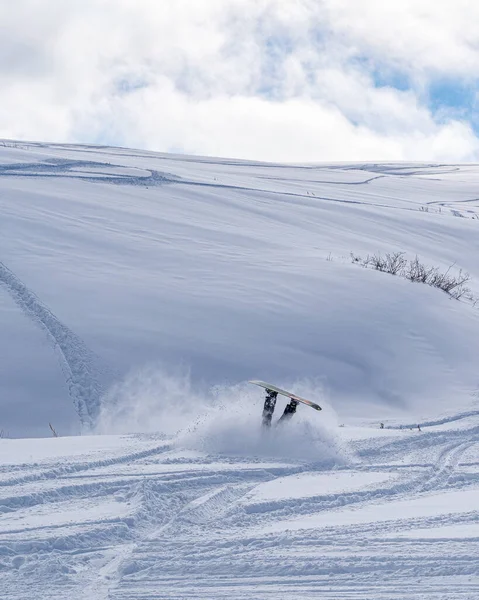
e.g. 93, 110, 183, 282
236, 439, 478, 525
0, 158, 178, 186
0, 523, 134, 556
357, 423, 479, 463
0, 467, 269, 513
417, 441, 476, 493
0, 473, 248, 516
0, 260, 107, 427
235, 471, 425, 521
385, 409, 479, 430
0, 441, 172, 489
100, 482, 260, 598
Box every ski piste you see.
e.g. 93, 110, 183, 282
249, 380, 322, 411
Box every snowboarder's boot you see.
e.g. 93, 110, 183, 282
278, 399, 299, 423
262, 390, 278, 427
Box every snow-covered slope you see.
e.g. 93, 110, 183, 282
1, 142, 479, 436
1, 142, 479, 598
1, 422, 478, 599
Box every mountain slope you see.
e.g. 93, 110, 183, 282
1, 142, 478, 436
1, 142, 479, 599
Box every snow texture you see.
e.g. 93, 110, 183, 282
1, 141, 479, 598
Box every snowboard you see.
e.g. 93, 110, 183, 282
249, 380, 322, 412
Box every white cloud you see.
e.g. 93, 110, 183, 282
0, 0, 477, 161
322, 0, 479, 77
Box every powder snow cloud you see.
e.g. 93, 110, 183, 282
0, 0, 478, 161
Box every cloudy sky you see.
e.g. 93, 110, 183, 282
1, 0, 478, 161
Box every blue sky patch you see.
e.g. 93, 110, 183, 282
428, 79, 478, 132
353, 55, 478, 134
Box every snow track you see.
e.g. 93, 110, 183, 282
0, 158, 178, 186
1, 421, 478, 599
0, 261, 107, 426
2, 143, 479, 598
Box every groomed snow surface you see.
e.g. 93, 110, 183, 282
1, 141, 479, 598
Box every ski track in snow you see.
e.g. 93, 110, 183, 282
1, 143, 479, 598
0, 158, 179, 187
0, 261, 107, 427
1, 423, 478, 599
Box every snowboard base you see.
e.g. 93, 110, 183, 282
249, 380, 322, 412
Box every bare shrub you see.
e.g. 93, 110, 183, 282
439, 270, 471, 300
351, 251, 474, 302
406, 256, 436, 284
384, 252, 407, 275
363, 253, 388, 271
357, 251, 406, 275
350, 252, 362, 264
405, 258, 471, 299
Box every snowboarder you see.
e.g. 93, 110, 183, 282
262, 388, 299, 427
278, 399, 299, 423
252, 380, 321, 428
262, 389, 277, 427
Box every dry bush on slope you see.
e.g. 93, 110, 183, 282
351, 251, 473, 301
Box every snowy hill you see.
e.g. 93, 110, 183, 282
1, 141, 479, 598
2, 142, 479, 436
